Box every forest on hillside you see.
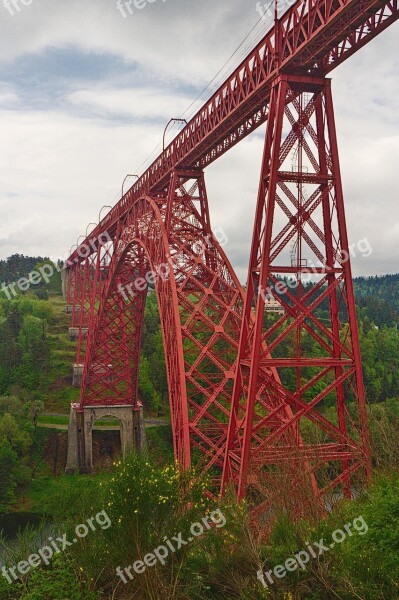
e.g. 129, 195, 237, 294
354, 272, 399, 327
1, 255, 399, 410
0, 255, 46, 283
0, 255, 399, 599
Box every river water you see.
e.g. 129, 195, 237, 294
0, 512, 42, 541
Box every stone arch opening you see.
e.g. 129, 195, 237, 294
92, 413, 122, 470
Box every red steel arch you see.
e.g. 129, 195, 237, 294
79, 176, 247, 477
71, 176, 306, 503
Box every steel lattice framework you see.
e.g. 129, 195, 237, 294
70, 173, 255, 476
222, 74, 371, 512
65, 0, 398, 509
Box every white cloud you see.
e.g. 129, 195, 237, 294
0, 0, 255, 84
0, 0, 398, 280
67, 86, 192, 121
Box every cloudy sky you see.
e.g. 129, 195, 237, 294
0, 0, 398, 281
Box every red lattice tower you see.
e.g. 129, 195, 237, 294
222, 75, 371, 511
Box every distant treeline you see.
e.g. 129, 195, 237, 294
0, 254, 46, 283
354, 273, 399, 327
271, 273, 399, 328
0, 254, 62, 298
0, 253, 398, 408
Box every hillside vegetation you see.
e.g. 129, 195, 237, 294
0, 256, 398, 598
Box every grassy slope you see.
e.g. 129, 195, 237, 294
44, 295, 80, 413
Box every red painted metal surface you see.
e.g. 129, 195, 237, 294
78, 174, 246, 476
222, 75, 371, 506
64, 0, 399, 508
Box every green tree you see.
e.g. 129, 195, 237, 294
0, 319, 19, 392
17, 315, 50, 389
0, 439, 19, 504
24, 399, 45, 429
0, 413, 32, 456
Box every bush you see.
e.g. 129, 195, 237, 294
335, 473, 399, 599
2, 456, 399, 599
65, 454, 214, 598
18, 558, 98, 600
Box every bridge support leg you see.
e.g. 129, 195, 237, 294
66, 404, 145, 474
223, 74, 371, 511
65, 404, 84, 475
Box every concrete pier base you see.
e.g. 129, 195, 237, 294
72, 363, 113, 386
134, 404, 146, 452
91, 364, 113, 383
65, 304, 80, 314
72, 364, 84, 386
68, 327, 88, 341
65, 403, 145, 474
